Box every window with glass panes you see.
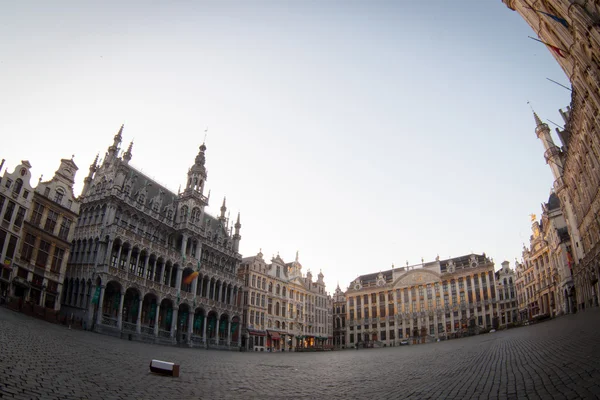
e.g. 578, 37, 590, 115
21, 233, 36, 262
44, 210, 59, 233
14, 207, 25, 227
58, 218, 72, 240
50, 247, 65, 272
3, 201, 15, 223
36, 240, 51, 268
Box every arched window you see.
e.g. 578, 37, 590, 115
262, 278, 266, 290
282, 286, 286, 297
276, 284, 280, 295
275, 302, 280, 316
251, 275, 256, 287
268, 282, 273, 292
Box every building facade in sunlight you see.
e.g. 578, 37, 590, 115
342, 253, 497, 348
237, 251, 331, 351
517, 192, 575, 321
503, 0, 600, 311
61, 126, 244, 348
0, 158, 80, 314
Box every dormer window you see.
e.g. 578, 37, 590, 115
138, 194, 145, 204
5, 179, 12, 189
44, 187, 50, 197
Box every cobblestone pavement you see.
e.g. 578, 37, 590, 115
1, 307, 600, 400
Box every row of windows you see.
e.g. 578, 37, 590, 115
3, 177, 30, 200
349, 279, 495, 307
248, 274, 327, 308
0, 197, 27, 228
21, 233, 66, 272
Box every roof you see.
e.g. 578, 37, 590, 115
546, 192, 561, 211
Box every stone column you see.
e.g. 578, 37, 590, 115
191, 277, 198, 299
117, 292, 125, 330
433, 312, 438, 337
136, 298, 143, 334
125, 249, 132, 272
187, 312, 194, 344
154, 305, 160, 337
176, 268, 183, 292
203, 315, 208, 341
227, 319, 232, 346
143, 255, 149, 279
217, 282, 222, 304
158, 262, 164, 284
237, 324, 242, 348
170, 307, 179, 338
167, 266, 173, 287
103, 239, 114, 266
95, 286, 106, 326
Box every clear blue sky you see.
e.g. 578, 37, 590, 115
1, 0, 570, 293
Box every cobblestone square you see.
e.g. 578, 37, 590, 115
1, 307, 600, 400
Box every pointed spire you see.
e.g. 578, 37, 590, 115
115, 124, 124, 142
220, 196, 227, 219
295, 250, 299, 262
533, 111, 543, 127
235, 212, 241, 229
123, 140, 133, 163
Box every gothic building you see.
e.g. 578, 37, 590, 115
503, 0, 600, 310
237, 251, 331, 351
61, 126, 244, 348
343, 254, 497, 348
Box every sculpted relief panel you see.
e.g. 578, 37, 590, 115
394, 270, 440, 287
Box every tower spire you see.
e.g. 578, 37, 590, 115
220, 196, 227, 220
232, 211, 242, 252
106, 124, 124, 163
123, 140, 133, 163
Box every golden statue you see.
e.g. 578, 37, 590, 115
530, 213, 537, 222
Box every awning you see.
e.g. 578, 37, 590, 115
268, 330, 281, 340
247, 329, 266, 337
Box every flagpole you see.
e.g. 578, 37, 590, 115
546, 77, 572, 91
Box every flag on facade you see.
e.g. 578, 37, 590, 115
528, 36, 568, 58
90, 286, 101, 305
183, 271, 199, 285
527, 7, 569, 28
567, 251, 573, 270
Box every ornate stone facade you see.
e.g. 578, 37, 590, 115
344, 254, 497, 348
332, 284, 346, 349
503, 0, 600, 310
517, 192, 575, 321
0, 158, 80, 312
61, 126, 244, 348
495, 261, 518, 327
238, 251, 331, 351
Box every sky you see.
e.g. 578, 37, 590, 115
1, 0, 571, 294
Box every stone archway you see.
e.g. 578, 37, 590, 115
219, 313, 229, 344
141, 292, 158, 334
177, 303, 191, 343
231, 316, 241, 345
193, 307, 206, 339
158, 298, 174, 334
206, 311, 218, 344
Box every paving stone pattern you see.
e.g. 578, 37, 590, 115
1, 307, 600, 399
